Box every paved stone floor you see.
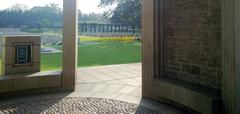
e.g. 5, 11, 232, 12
0, 63, 191, 114
76, 63, 142, 99
73, 63, 190, 114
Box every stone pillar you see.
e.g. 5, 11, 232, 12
142, 0, 155, 98
62, 0, 78, 91
222, 0, 240, 113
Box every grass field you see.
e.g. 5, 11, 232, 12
0, 37, 142, 71
41, 36, 142, 71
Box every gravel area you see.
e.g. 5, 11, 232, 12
0, 97, 162, 114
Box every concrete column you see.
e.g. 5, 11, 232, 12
62, 0, 78, 91
222, 0, 240, 113
142, 0, 155, 98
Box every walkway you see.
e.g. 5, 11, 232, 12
0, 63, 190, 114
76, 63, 142, 100
73, 63, 190, 114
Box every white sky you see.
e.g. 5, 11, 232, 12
0, 0, 106, 14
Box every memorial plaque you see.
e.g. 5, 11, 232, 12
14, 44, 32, 65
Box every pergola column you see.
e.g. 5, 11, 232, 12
62, 0, 78, 91
94, 25, 97, 33
98, 25, 101, 32
102, 24, 105, 33
85, 24, 87, 32
82, 24, 84, 32
90, 24, 93, 33
106, 25, 109, 32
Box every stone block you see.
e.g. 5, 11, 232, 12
0, 79, 13, 93
38, 76, 61, 88
2, 35, 41, 75
4, 35, 41, 46
13, 77, 39, 91
32, 46, 41, 62
2, 46, 13, 64
3, 63, 40, 74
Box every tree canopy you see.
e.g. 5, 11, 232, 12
99, 0, 141, 27
0, 3, 108, 28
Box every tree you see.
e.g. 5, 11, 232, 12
38, 18, 52, 28
99, 0, 141, 27
0, 3, 109, 28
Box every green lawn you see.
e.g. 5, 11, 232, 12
0, 37, 142, 71
41, 39, 142, 71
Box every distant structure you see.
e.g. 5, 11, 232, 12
78, 23, 140, 35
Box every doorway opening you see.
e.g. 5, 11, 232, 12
76, 0, 143, 99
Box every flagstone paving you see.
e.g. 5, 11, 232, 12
74, 63, 190, 114
0, 63, 191, 114
76, 63, 142, 99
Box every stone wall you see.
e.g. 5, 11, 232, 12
163, 0, 222, 90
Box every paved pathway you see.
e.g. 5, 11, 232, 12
0, 63, 191, 114
72, 63, 190, 114
76, 63, 142, 99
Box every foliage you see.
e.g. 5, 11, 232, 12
0, 4, 108, 28
99, 0, 141, 27
0, 3, 62, 28
78, 11, 109, 23
38, 18, 52, 28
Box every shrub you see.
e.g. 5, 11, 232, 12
80, 36, 135, 42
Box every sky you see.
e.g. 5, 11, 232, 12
0, 0, 106, 14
